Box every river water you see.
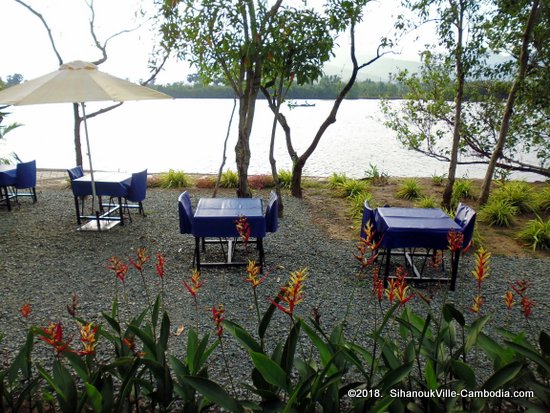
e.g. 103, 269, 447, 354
1, 98, 541, 180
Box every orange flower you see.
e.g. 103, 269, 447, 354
520, 296, 535, 319
38, 322, 72, 355
78, 322, 99, 356
372, 269, 384, 303
20, 303, 31, 318
129, 247, 150, 272
472, 247, 491, 289
183, 269, 204, 298
385, 279, 397, 304
235, 215, 251, 247
355, 222, 383, 269
244, 260, 267, 289
447, 229, 465, 252
211, 304, 225, 337
107, 256, 129, 283
504, 291, 515, 311
428, 250, 443, 269
271, 268, 308, 319
123, 336, 145, 358
155, 252, 166, 279
470, 295, 484, 314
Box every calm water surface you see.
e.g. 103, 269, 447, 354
2, 99, 540, 180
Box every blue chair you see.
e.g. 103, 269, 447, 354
265, 191, 279, 233
0, 166, 17, 211
15, 160, 37, 203
124, 169, 148, 218
67, 166, 86, 217
178, 191, 194, 234
360, 199, 374, 238
67, 166, 84, 182
454, 202, 477, 250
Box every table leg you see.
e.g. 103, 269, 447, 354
195, 237, 201, 271
383, 249, 392, 287
258, 238, 265, 272
74, 196, 82, 225
450, 250, 460, 291
118, 196, 124, 226
2, 187, 12, 211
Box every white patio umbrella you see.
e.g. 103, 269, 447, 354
0, 60, 172, 214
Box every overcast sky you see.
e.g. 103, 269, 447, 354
0, 0, 432, 84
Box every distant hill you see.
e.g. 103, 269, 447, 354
323, 57, 422, 81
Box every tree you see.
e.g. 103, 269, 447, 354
15, 0, 169, 167
479, 0, 546, 204
6, 74, 24, 87
160, 0, 287, 198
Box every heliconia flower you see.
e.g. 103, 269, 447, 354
385, 279, 397, 304
510, 279, 530, 297
244, 260, 268, 289
235, 215, 251, 247
470, 295, 484, 314
38, 322, 72, 355
155, 252, 166, 279
372, 269, 385, 303
107, 256, 129, 283
428, 250, 443, 269
395, 281, 414, 306
472, 247, 491, 289
355, 223, 383, 269
504, 290, 515, 311
183, 269, 204, 298
270, 268, 308, 319
520, 296, 535, 319
20, 303, 31, 318
311, 306, 321, 325
78, 322, 99, 356
123, 336, 145, 358
211, 304, 225, 337
447, 229, 464, 252
129, 247, 150, 273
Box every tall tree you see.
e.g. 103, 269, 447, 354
160, 0, 286, 198
479, 0, 545, 204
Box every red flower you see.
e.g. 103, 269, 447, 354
155, 252, 166, 279
183, 269, 204, 298
20, 303, 31, 318
38, 322, 73, 355
244, 260, 268, 289
355, 222, 383, 269
78, 322, 99, 356
510, 279, 530, 297
107, 256, 129, 283
472, 247, 491, 289
520, 296, 535, 319
235, 215, 251, 247
504, 290, 515, 311
211, 304, 225, 337
270, 268, 308, 319
372, 269, 384, 303
447, 229, 464, 252
470, 295, 484, 314
129, 247, 150, 272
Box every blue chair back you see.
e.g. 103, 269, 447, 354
127, 169, 147, 202
360, 199, 374, 238
454, 202, 476, 249
266, 191, 279, 233
178, 191, 194, 234
16, 160, 36, 189
67, 166, 84, 181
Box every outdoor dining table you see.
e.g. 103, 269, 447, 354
192, 197, 266, 270
374, 207, 463, 290
0, 164, 17, 211
72, 171, 132, 230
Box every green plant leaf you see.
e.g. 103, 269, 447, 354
424, 359, 437, 390
450, 360, 477, 389
152, 294, 161, 330
465, 315, 491, 353
51, 359, 78, 413
482, 361, 524, 391
85, 383, 103, 413
539, 331, 550, 357
259, 296, 280, 340
181, 376, 243, 413
249, 351, 289, 392
224, 320, 262, 353
300, 319, 336, 374
378, 362, 413, 392
159, 311, 170, 355
128, 324, 157, 359
442, 303, 465, 326
505, 341, 550, 375
281, 321, 300, 375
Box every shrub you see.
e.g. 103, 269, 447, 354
396, 178, 423, 200
431, 173, 446, 186
249, 174, 275, 190
364, 163, 389, 186
534, 186, 550, 212
278, 169, 292, 189
416, 196, 437, 208
219, 169, 239, 188
160, 169, 191, 188
452, 179, 475, 203
491, 181, 534, 213
479, 199, 519, 227
348, 191, 373, 219
338, 179, 367, 198
517, 216, 550, 251
327, 172, 348, 189
196, 176, 216, 188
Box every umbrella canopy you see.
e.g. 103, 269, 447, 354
0, 60, 172, 229
0, 60, 171, 105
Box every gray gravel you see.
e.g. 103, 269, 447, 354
1, 181, 549, 387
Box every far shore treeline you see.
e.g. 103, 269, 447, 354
151, 75, 511, 100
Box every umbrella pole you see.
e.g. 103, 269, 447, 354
80, 102, 99, 228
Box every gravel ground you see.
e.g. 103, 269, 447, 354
1, 178, 549, 389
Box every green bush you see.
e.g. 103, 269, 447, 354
348, 191, 373, 219
452, 179, 475, 204
517, 216, 550, 251
220, 169, 239, 188
491, 181, 534, 213
327, 172, 348, 189
396, 178, 423, 200
160, 169, 191, 188
277, 169, 293, 189
534, 186, 550, 212
338, 179, 367, 198
431, 173, 445, 186
364, 163, 389, 185
479, 199, 519, 227
416, 196, 437, 208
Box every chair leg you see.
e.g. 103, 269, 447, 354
32, 187, 37, 203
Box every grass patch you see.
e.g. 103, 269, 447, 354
348, 191, 373, 219
220, 169, 239, 188
517, 216, 550, 251
416, 196, 438, 208
338, 179, 368, 198
159, 169, 191, 189
396, 178, 423, 200
328, 172, 348, 189
478, 199, 519, 227
278, 169, 292, 189
534, 186, 550, 213
491, 181, 534, 213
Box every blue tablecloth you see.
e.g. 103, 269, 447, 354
192, 198, 266, 238
0, 165, 17, 186
375, 207, 462, 250
72, 172, 132, 197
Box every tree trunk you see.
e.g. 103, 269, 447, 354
291, 158, 305, 198
73, 103, 83, 167
479, 0, 540, 205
